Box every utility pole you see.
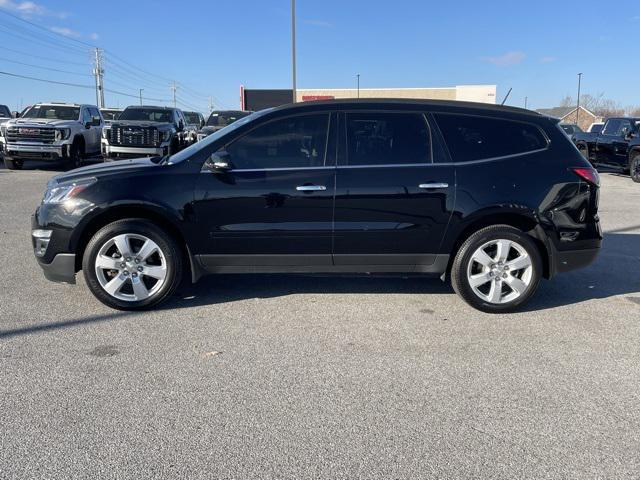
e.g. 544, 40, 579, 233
357, 74, 360, 98
93, 48, 105, 108
291, 0, 297, 103
139, 89, 143, 106
171, 81, 177, 108
208, 96, 213, 112
576, 73, 583, 127
524, 96, 528, 109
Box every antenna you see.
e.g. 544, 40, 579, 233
501, 87, 512, 106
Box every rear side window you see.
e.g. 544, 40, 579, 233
344, 112, 430, 166
434, 114, 548, 162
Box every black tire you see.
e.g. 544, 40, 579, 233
65, 140, 83, 170
451, 225, 543, 313
82, 219, 183, 310
630, 152, 640, 183
3, 157, 23, 170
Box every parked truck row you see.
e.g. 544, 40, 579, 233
0, 102, 251, 170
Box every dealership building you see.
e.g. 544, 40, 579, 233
240, 85, 497, 111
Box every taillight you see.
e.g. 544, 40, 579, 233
572, 167, 600, 186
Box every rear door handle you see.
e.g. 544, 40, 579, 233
296, 185, 327, 191
419, 183, 449, 189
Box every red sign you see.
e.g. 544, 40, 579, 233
301, 95, 335, 102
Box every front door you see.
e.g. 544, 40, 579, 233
333, 110, 455, 269
193, 112, 336, 268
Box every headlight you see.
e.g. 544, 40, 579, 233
0, 125, 6, 138
43, 177, 96, 205
102, 127, 110, 139
54, 128, 70, 141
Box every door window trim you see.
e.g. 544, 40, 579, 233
337, 110, 435, 169
219, 111, 335, 172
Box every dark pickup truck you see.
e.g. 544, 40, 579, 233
573, 117, 640, 181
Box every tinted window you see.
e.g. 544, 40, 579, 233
345, 112, 430, 166
225, 114, 329, 169
81, 108, 91, 124
119, 108, 172, 123
183, 112, 201, 124
434, 114, 547, 162
207, 111, 251, 127
590, 124, 603, 134
602, 119, 621, 135
23, 105, 79, 121
0, 105, 10, 118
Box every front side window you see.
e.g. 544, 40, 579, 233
617, 120, 632, 136
602, 119, 621, 136
344, 112, 430, 166
224, 114, 329, 169
434, 114, 547, 162
81, 108, 91, 124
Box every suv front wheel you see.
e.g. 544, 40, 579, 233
82, 219, 183, 310
451, 225, 542, 313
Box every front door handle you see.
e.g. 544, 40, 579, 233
419, 183, 449, 189
296, 185, 327, 191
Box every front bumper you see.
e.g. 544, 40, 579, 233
36, 253, 76, 284
102, 143, 168, 159
5, 142, 70, 160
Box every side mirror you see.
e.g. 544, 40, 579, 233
203, 151, 232, 173
85, 121, 92, 129
12, 111, 19, 118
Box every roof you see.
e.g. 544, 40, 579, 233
268, 98, 542, 118
536, 106, 596, 119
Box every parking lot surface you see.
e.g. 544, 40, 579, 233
1, 163, 639, 479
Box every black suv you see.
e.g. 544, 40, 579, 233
32, 100, 602, 313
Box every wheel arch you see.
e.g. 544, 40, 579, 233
72, 204, 198, 282
445, 210, 551, 279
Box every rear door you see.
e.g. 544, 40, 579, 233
332, 110, 455, 269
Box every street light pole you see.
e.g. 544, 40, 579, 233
524, 96, 528, 109
357, 74, 360, 98
291, 0, 297, 103
139, 89, 143, 106
576, 73, 583, 127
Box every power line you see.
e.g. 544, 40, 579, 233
0, 24, 89, 56
0, 8, 96, 48
0, 55, 92, 77
0, 46, 89, 66
0, 70, 94, 89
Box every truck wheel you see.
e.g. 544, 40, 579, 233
451, 225, 542, 313
3, 158, 23, 170
83, 219, 183, 310
630, 152, 640, 183
65, 141, 83, 170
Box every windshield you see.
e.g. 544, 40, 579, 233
207, 111, 250, 127
183, 112, 201, 124
22, 105, 79, 121
168, 109, 269, 164
101, 110, 121, 121
0, 105, 10, 118
119, 108, 172, 122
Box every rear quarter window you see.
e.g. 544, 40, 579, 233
434, 113, 548, 162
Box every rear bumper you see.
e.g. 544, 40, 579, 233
549, 244, 600, 277
36, 253, 76, 284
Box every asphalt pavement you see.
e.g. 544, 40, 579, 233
1, 162, 639, 479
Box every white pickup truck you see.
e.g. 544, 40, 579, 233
0, 102, 103, 170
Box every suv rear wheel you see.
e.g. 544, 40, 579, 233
630, 152, 640, 183
451, 225, 542, 313
82, 219, 183, 310
65, 141, 83, 170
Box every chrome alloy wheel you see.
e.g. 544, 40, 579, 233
94, 233, 167, 302
466, 239, 533, 305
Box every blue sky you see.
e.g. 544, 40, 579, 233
0, 0, 638, 112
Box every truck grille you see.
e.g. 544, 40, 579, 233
5, 126, 55, 144
110, 126, 159, 147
